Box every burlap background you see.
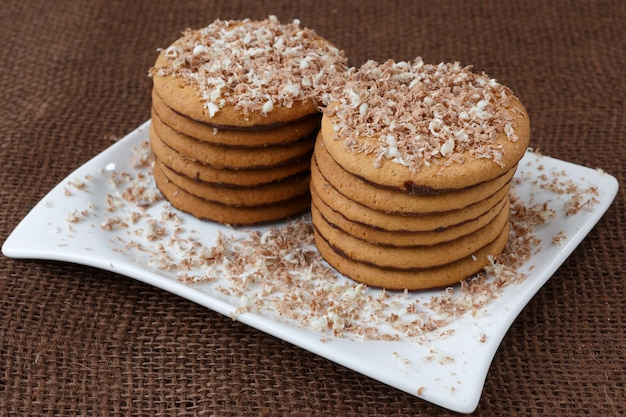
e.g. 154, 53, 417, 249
1, 1, 624, 415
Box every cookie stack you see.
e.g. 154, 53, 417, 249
311, 59, 530, 290
148, 16, 347, 225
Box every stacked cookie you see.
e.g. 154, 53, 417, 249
311, 59, 530, 290
149, 89, 319, 225
148, 16, 347, 225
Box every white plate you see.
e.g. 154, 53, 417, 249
2, 121, 618, 413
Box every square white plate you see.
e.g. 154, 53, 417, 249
2, 121, 618, 413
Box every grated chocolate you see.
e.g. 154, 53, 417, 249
325, 59, 521, 172
149, 16, 349, 117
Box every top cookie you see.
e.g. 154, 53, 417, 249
321, 59, 530, 192
149, 16, 348, 128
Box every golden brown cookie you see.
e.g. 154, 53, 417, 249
152, 89, 322, 147
314, 137, 516, 214
151, 109, 315, 169
150, 124, 311, 186
320, 59, 530, 192
149, 17, 348, 128
152, 65, 318, 128
313, 222, 510, 290
157, 160, 310, 208
311, 187, 509, 246
154, 162, 311, 225
310, 154, 511, 232
311, 198, 509, 269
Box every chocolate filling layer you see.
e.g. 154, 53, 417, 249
155, 162, 312, 209
152, 126, 314, 173
312, 185, 508, 241
339, 155, 516, 196
313, 218, 509, 272
154, 89, 321, 132
313, 153, 512, 216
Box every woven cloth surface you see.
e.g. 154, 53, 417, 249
1, 0, 624, 415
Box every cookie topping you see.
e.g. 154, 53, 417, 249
325, 59, 521, 171
63, 143, 602, 342
149, 16, 348, 117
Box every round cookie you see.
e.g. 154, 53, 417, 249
310, 154, 511, 232
314, 136, 516, 214
151, 110, 315, 169
311, 187, 509, 246
149, 16, 348, 128
152, 89, 322, 147
150, 124, 310, 186
320, 59, 530, 192
153, 63, 317, 128
311, 199, 510, 269
313, 222, 510, 290
154, 162, 311, 225
157, 160, 310, 207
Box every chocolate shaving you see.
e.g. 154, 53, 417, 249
325, 59, 520, 172
149, 16, 349, 117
